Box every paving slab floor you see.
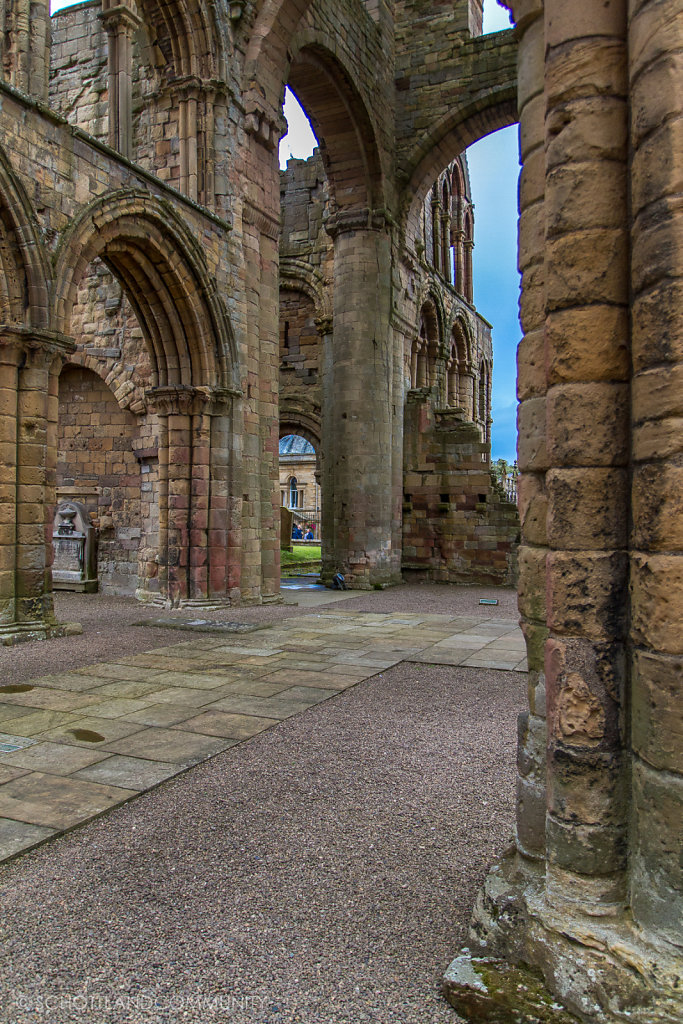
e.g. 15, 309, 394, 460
0, 585, 525, 1023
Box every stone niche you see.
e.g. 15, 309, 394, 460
52, 501, 98, 593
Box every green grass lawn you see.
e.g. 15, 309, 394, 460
281, 546, 321, 572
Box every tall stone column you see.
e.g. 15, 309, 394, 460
178, 82, 199, 202
628, 0, 683, 947
514, 0, 549, 864
461, 364, 475, 421
100, 0, 141, 160
317, 315, 336, 582
208, 389, 242, 605
431, 194, 442, 271
326, 218, 401, 588
241, 104, 284, 603
149, 389, 192, 606
441, 209, 452, 282
453, 228, 465, 296
450, 3, 683, 1021
0, 340, 22, 633
463, 238, 474, 303
0, 330, 79, 645
543, 0, 630, 915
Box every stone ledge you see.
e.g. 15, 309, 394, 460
443, 954, 581, 1024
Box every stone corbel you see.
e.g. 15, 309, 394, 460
201, 386, 242, 417
229, 0, 247, 21
147, 384, 241, 418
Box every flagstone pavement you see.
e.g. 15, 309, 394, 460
0, 611, 525, 862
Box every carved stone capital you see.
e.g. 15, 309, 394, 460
146, 385, 208, 418
99, 2, 142, 34
202, 386, 242, 417
147, 384, 240, 418
315, 314, 333, 336
324, 207, 395, 239
0, 327, 75, 368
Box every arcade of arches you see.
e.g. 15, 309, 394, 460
279, 150, 519, 583
0, 2, 680, 1022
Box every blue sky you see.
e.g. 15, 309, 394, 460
51, 0, 519, 461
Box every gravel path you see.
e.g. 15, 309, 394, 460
0, 585, 523, 1023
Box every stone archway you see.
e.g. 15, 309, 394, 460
0, 146, 73, 643
53, 190, 239, 608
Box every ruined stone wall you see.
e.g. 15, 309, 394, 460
49, 3, 237, 211
49, 2, 109, 143
279, 292, 320, 393
402, 398, 518, 585
0, 81, 249, 610
49, 4, 178, 181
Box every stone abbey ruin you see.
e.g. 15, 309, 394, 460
0, 0, 680, 1021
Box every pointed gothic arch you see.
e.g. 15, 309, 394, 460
53, 190, 236, 391
286, 37, 385, 220
0, 147, 50, 331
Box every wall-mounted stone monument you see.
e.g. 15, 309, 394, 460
52, 502, 98, 593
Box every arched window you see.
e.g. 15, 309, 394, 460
410, 336, 425, 388
447, 321, 469, 408
451, 160, 468, 295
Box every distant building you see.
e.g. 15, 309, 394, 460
279, 434, 320, 538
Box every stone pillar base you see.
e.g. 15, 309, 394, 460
458, 848, 683, 1024
142, 595, 240, 611
320, 568, 403, 591
0, 620, 83, 647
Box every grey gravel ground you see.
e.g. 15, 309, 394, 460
0, 585, 523, 1023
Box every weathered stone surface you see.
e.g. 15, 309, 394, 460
545, 306, 629, 386
630, 758, 683, 944
546, 383, 629, 468
547, 552, 628, 641
631, 649, 683, 773
632, 461, 683, 552
442, 954, 581, 1023
546, 468, 628, 550
630, 553, 683, 655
